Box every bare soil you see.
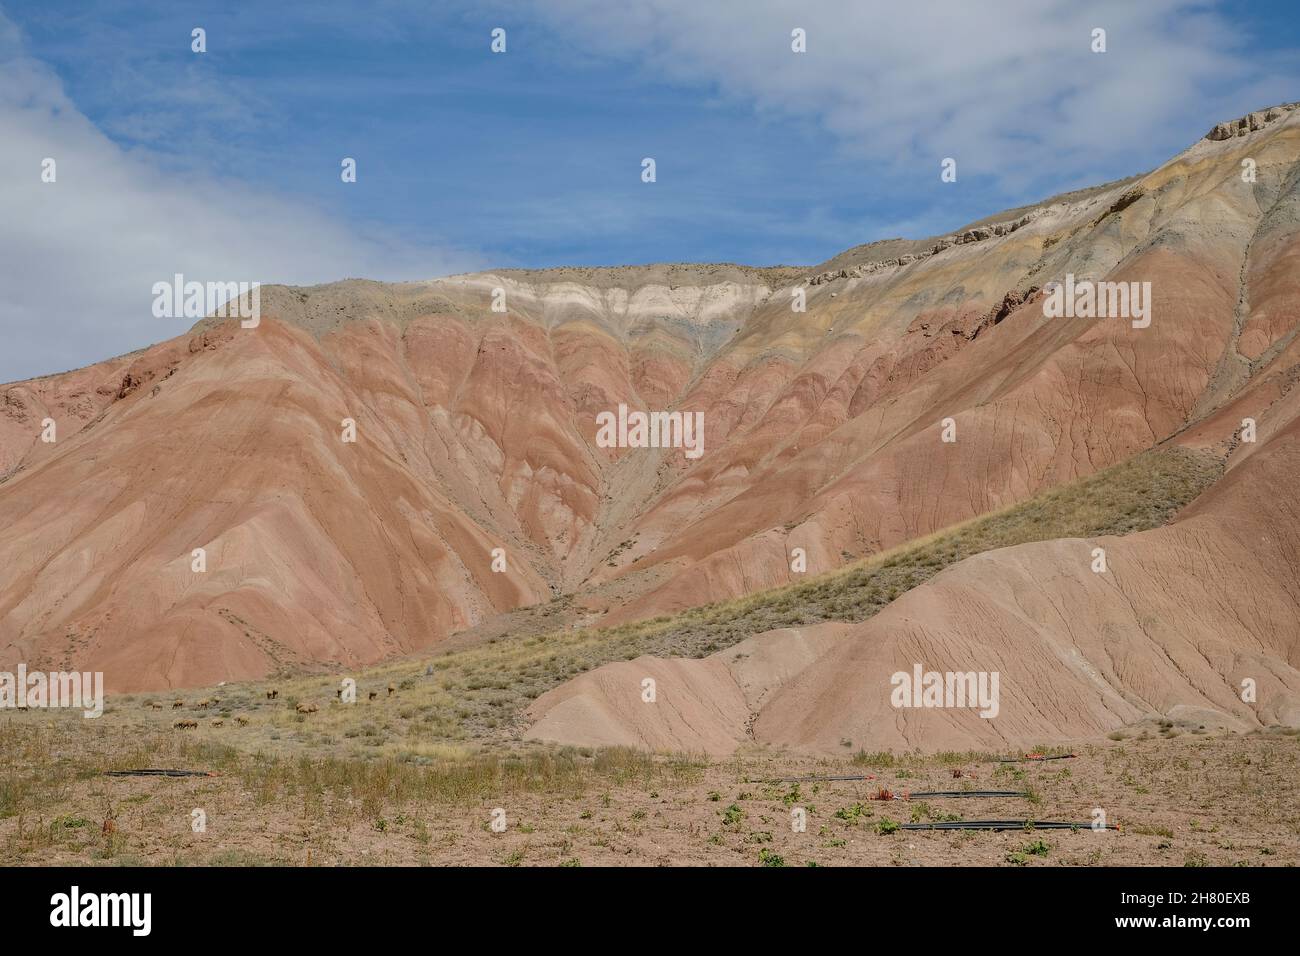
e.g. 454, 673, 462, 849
3, 716, 1295, 867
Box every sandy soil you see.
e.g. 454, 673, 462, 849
3, 725, 1295, 868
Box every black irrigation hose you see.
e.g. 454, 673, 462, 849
993, 754, 1077, 763
103, 769, 217, 777
767, 756, 1077, 782
905, 791, 1027, 799
901, 820, 1118, 831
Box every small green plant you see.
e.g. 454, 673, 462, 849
875, 819, 900, 835
758, 848, 786, 867
1025, 839, 1050, 856
834, 803, 870, 823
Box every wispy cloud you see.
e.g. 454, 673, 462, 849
0, 11, 483, 383
520, 0, 1293, 186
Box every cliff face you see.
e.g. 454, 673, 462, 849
4, 105, 1300, 692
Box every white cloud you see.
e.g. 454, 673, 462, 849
522, 0, 1287, 181
0, 13, 482, 383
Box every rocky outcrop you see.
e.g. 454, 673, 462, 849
805, 212, 1038, 286
1206, 102, 1298, 141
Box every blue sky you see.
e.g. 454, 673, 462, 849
2, 0, 1299, 379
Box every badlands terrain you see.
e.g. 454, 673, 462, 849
3, 105, 1300, 865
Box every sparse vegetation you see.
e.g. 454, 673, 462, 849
834, 803, 872, 824
122, 446, 1219, 762
2, 719, 1295, 866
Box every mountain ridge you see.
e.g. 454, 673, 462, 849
3, 101, 1299, 702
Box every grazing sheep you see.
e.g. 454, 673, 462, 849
173, 719, 198, 729
295, 703, 318, 715
148, 701, 162, 710
197, 699, 211, 709
387, 684, 396, 696
172, 700, 184, 709
234, 716, 249, 727
266, 689, 279, 700
368, 691, 378, 701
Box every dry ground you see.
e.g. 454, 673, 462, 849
2, 715, 1296, 867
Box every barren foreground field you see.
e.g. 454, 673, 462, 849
4, 712, 1296, 867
